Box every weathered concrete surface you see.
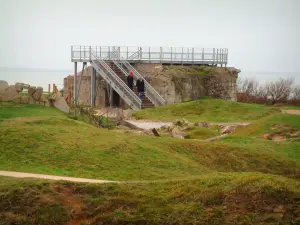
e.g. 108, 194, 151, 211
64, 66, 107, 107
95, 108, 134, 120
124, 120, 172, 130
63, 64, 240, 109
133, 64, 240, 104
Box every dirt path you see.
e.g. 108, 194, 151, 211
0, 170, 118, 184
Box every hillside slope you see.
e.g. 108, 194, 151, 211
133, 98, 277, 122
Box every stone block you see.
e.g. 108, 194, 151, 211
0, 80, 9, 93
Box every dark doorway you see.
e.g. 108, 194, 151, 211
112, 90, 120, 107
105, 89, 120, 107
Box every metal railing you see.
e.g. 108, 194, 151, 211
90, 50, 142, 110
71, 46, 228, 65
109, 48, 166, 106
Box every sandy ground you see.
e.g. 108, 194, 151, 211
0, 170, 117, 184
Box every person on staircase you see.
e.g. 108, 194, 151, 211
127, 71, 134, 90
136, 78, 145, 101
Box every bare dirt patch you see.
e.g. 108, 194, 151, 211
282, 109, 300, 115
262, 124, 300, 142
51, 184, 95, 225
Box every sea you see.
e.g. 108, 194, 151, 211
0, 69, 71, 91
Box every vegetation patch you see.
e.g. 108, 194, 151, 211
133, 98, 277, 122
0, 173, 299, 225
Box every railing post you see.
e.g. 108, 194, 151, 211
160, 47, 162, 63
74, 62, 77, 104
100, 46, 101, 58
149, 47, 150, 63
80, 46, 82, 61
140, 47, 142, 60
84, 46, 86, 60
221, 49, 223, 67
126, 46, 128, 60
216, 48, 219, 66
89, 46, 91, 61
71, 46, 73, 61
192, 48, 194, 64
181, 47, 183, 65
171, 47, 173, 64
108, 46, 111, 60
212, 48, 215, 66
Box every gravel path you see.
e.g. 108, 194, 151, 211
0, 170, 117, 184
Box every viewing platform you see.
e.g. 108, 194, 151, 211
71, 46, 228, 67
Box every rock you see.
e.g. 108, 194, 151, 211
273, 205, 285, 214
167, 125, 175, 132
53, 96, 70, 113
1, 85, 20, 101
32, 87, 43, 101
20, 96, 29, 104
173, 118, 189, 127
28, 86, 36, 97
220, 126, 236, 135
195, 121, 210, 128
171, 127, 185, 139
0, 80, 9, 93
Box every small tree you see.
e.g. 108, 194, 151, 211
267, 77, 294, 104
292, 85, 300, 100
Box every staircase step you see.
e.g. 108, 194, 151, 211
108, 63, 156, 109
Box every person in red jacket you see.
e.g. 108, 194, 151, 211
127, 71, 134, 90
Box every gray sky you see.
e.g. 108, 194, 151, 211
0, 0, 299, 75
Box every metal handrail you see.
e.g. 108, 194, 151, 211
71, 46, 228, 65
109, 49, 166, 106
90, 50, 142, 110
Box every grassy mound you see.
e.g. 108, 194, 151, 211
1, 174, 299, 225
184, 126, 220, 140
0, 102, 64, 121
133, 98, 276, 122
1, 103, 299, 181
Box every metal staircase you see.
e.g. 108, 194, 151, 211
90, 50, 142, 110
109, 48, 166, 107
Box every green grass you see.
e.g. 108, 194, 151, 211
233, 113, 300, 137
1, 101, 300, 224
133, 98, 277, 122
184, 126, 220, 140
0, 173, 299, 225
0, 102, 299, 181
0, 101, 64, 122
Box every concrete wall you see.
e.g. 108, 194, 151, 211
64, 66, 107, 107
133, 64, 240, 104
64, 64, 240, 108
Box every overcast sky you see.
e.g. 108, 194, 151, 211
0, 0, 299, 75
